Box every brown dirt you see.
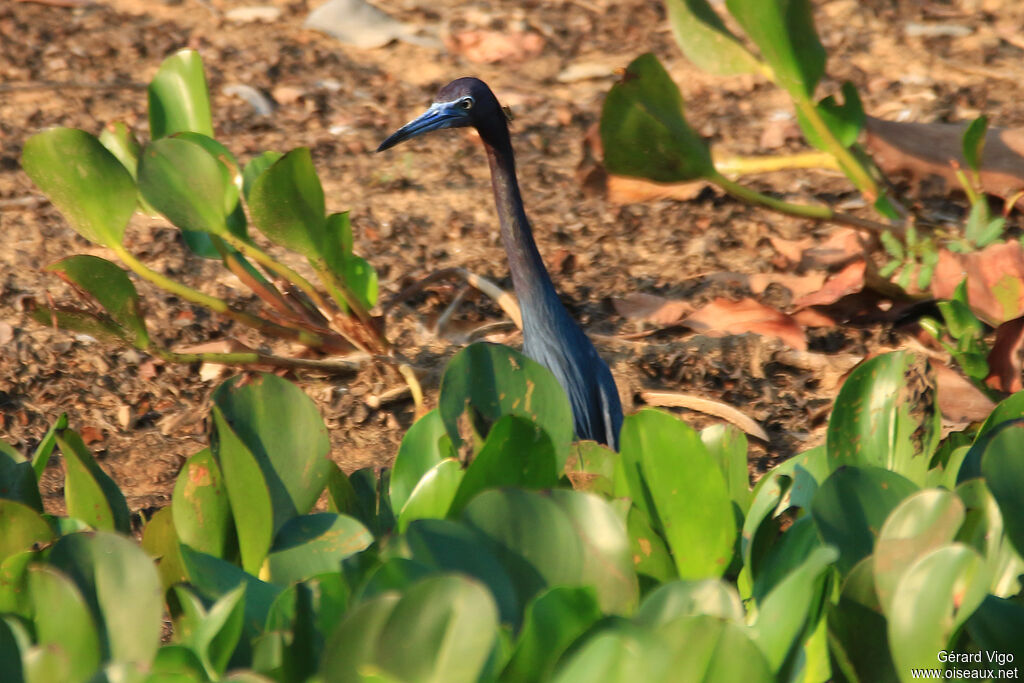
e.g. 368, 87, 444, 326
2, 0, 1022, 516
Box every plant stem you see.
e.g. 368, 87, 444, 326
710, 172, 903, 237
153, 348, 365, 373
220, 233, 336, 315
112, 244, 345, 351
792, 96, 879, 199
713, 151, 840, 176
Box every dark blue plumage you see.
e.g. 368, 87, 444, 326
378, 78, 623, 449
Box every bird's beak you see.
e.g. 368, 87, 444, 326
376, 102, 467, 152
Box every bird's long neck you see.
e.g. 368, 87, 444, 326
482, 139, 557, 310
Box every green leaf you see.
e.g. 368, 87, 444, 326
31, 413, 67, 482
29, 307, 127, 344
248, 147, 326, 259
396, 459, 464, 532
956, 479, 1022, 598
635, 579, 744, 625
319, 592, 400, 683
148, 49, 214, 139
340, 253, 379, 310
98, 122, 142, 180
22, 128, 136, 247
619, 409, 736, 579
389, 410, 453, 513
28, 565, 102, 682
138, 137, 229, 236
966, 595, 1024, 663
626, 505, 677, 588
170, 583, 246, 679
566, 441, 618, 495
0, 446, 43, 512
725, 0, 825, 99
962, 115, 989, 173
827, 558, 899, 683
658, 615, 774, 683
438, 343, 574, 471
826, 351, 939, 485
210, 406, 275, 575
810, 466, 918, 575
748, 545, 838, 672
262, 513, 372, 584
0, 618, 24, 683
801, 82, 864, 149
140, 507, 187, 591
552, 626, 665, 683
501, 587, 602, 683
449, 415, 559, 515
57, 429, 131, 534
0, 500, 53, 566
880, 228, 905, 260
46, 255, 149, 349
750, 515, 822, 602
242, 151, 284, 200
172, 448, 235, 560
666, 0, 761, 75
700, 423, 752, 514
213, 374, 333, 531
873, 489, 965, 613
600, 53, 715, 182
887, 544, 988, 678
48, 531, 163, 665
980, 419, 1024, 558
179, 545, 283, 637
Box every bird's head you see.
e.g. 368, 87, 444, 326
376, 77, 509, 152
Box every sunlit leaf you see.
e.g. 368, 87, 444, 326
666, 0, 761, 75
138, 136, 229, 236
248, 147, 326, 259
172, 448, 235, 561
0, 501, 53, 566
57, 429, 131, 534
47, 255, 149, 349
148, 49, 214, 139
28, 565, 102, 682
262, 513, 372, 585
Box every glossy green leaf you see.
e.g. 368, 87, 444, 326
242, 151, 284, 200
47, 255, 149, 349
325, 462, 358, 517
266, 574, 349, 673
213, 373, 333, 531
340, 253, 379, 310
635, 579, 744, 625
959, 391, 1024, 482
148, 49, 214, 139
887, 544, 988, 679
962, 115, 989, 172
656, 615, 774, 683
389, 409, 453, 513
22, 128, 136, 247
57, 429, 131, 533
449, 415, 559, 515
138, 137, 228, 236
140, 506, 187, 591
619, 409, 735, 579
170, 583, 246, 679
810, 466, 918, 574
980, 419, 1024, 558
873, 489, 965, 613
0, 446, 42, 512
0, 501, 52, 565
396, 458, 464, 532
826, 351, 939, 485
600, 53, 714, 182
320, 592, 401, 683
31, 413, 67, 482
149, 645, 207, 680
248, 147, 326, 259
262, 513, 372, 584
748, 546, 838, 672
666, 0, 761, 75
800, 82, 864, 149
98, 121, 141, 178
22, 645, 73, 683
404, 519, 519, 626
566, 441, 617, 495
626, 505, 677, 588
28, 565, 102, 682
172, 448, 234, 560
501, 587, 601, 683
48, 531, 162, 665
725, 0, 825, 99
700, 423, 751, 514
750, 515, 822, 602
552, 627, 665, 683
956, 478, 1023, 597
179, 545, 283, 636
438, 343, 574, 471
325, 211, 354, 259
210, 406, 274, 575
828, 558, 899, 683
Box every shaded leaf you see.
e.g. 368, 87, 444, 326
57, 429, 131, 534
47, 255, 149, 349
980, 419, 1024, 558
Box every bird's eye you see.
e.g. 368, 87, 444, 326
459, 97, 474, 110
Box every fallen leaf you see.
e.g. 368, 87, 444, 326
748, 271, 826, 299
446, 30, 545, 64
684, 297, 806, 350
986, 317, 1024, 393
639, 390, 768, 441
768, 235, 813, 266
794, 260, 867, 308
929, 359, 996, 423
865, 115, 1024, 201
801, 228, 868, 269
613, 293, 692, 326
79, 425, 104, 445
931, 241, 1024, 325
607, 176, 710, 204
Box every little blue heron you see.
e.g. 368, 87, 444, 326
378, 78, 623, 450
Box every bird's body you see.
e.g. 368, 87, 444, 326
379, 78, 623, 449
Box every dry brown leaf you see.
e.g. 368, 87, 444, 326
613, 293, 692, 325
865, 115, 1024, 201
684, 297, 806, 350
748, 271, 826, 299
794, 260, 867, 309
446, 30, 545, 64
606, 176, 710, 204
986, 317, 1024, 393
791, 308, 837, 328
639, 390, 769, 441
929, 359, 996, 424
931, 241, 1024, 325
768, 235, 813, 265
801, 228, 868, 269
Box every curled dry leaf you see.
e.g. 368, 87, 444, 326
931, 241, 1024, 325
684, 297, 806, 350
864, 115, 1024, 201
639, 390, 769, 441
794, 260, 867, 309
928, 359, 996, 425
613, 292, 692, 326
986, 317, 1024, 393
